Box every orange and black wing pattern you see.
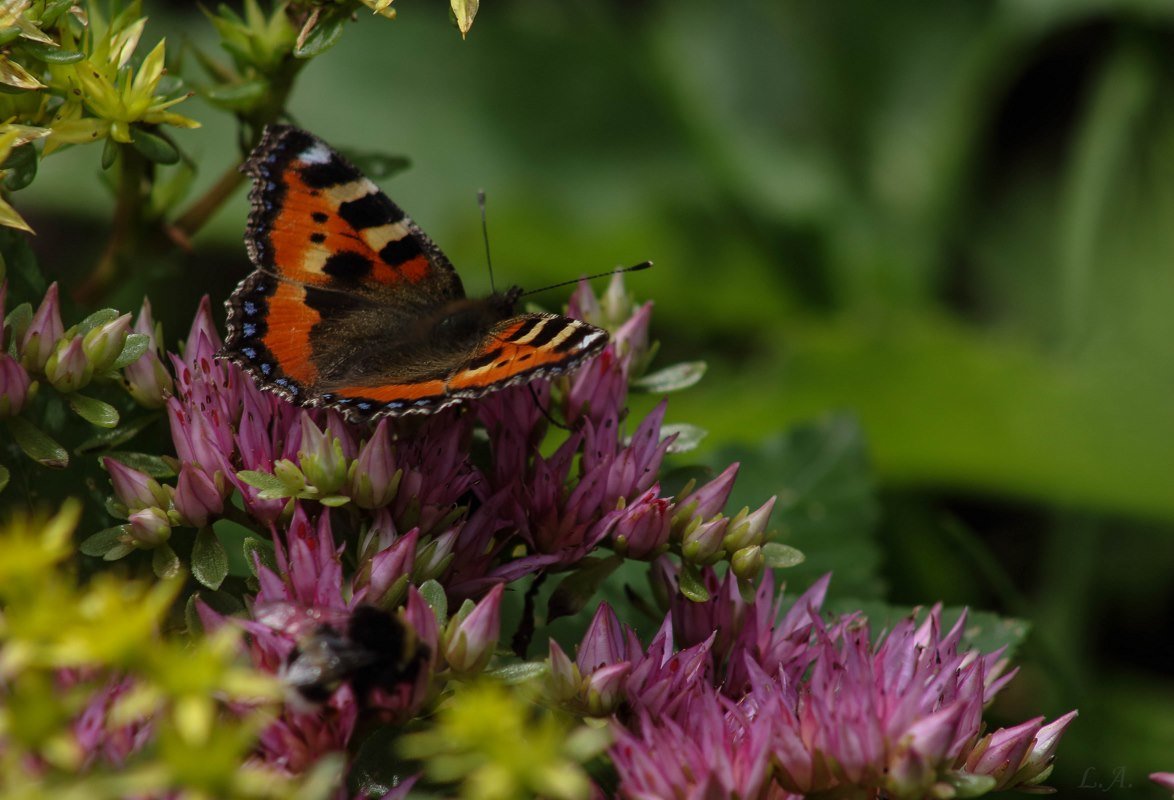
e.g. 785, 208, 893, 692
222, 125, 462, 407
220, 125, 612, 422
315, 312, 609, 419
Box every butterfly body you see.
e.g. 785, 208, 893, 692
221, 125, 608, 421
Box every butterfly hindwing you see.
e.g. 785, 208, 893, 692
447, 313, 608, 398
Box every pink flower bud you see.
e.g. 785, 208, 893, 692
123, 299, 173, 408
173, 465, 224, 527
583, 661, 631, 716
413, 529, 457, 583
298, 415, 348, 494
350, 419, 400, 508
680, 515, 728, 564
443, 583, 504, 674
103, 457, 170, 511
363, 529, 418, 609
82, 313, 131, 373
964, 716, 1043, 789
548, 639, 581, 702
577, 603, 636, 673
0, 353, 31, 417
723, 496, 776, 553
1014, 711, 1078, 787
672, 463, 738, 534
730, 545, 764, 580
44, 336, 93, 393
21, 282, 63, 372
127, 507, 171, 548
609, 489, 671, 560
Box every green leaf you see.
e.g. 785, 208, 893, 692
74, 308, 118, 337
204, 79, 267, 111
7, 416, 68, 468
111, 333, 150, 369
242, 536, 277, 577
192, 527, 229, 590
678, 562, 710, 602
419, 579, 448, 624
0, 229, 43, 295
632, 361, 707, 393
487, 662, 548, 684
101, 136, 118, 170
762, 542, 805, 569
547, 554, 624, 622
711, 413, 882, 599
68, 394, 120, 428
20, 41, 85, 64
662, 423, 707, 454
946, 772, 998, 798
130, 127, 180, 165
319, 494, 350, 507
152, 543, 182, 579
0, 463, 7, 493
5, 301, 32, 347
80, 525, 129, 557
102, 451, 176, 478
77, 414, 156, 454
293, 9, 347, 59
237, 470, 288, 494
2, 143, 37, 192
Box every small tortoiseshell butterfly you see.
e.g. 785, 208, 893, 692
220, 124, 610, 422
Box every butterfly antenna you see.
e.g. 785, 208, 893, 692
528, 384, 573, 432
520, 261, 653, 298
478, 189, 496, 293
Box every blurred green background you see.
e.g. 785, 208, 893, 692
21, 1, 1174, 795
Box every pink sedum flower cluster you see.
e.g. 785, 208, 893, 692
563, 569, 1076, 799
35, 272, 1078, 798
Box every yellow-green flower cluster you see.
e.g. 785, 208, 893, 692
45, 1, 197, 153
0, 503, 342, 799
0, 2, 198, 231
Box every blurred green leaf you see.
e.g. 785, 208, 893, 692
0, 463, 7, 493
293, 9, 347, 59
131, 128, 180, 165
80, 525, 129, 557
192, 527, 229, 590
420, 578, 448, 624
662, 423, 707, 454
74, 309, 118, 337
111, 333, 150, 370
762, 542, 805, 569
78, 415, 156, 454
711, 413, 882, 600
632, 361, 706, 393
7, 416, 67, 468
103, 451, 175, 478
242, 536, 276, 577
678, 562, 709, 602
152, 543, 182, 579
2, 144, 37, 192
487, 662, 548, 684
547, 554, 624, 622
68, 394, 120, 428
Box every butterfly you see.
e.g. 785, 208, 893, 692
220, 124, 611, 422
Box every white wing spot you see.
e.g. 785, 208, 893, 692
300, 143, 333, 164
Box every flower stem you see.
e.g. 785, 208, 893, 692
76, 146, 147, 304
